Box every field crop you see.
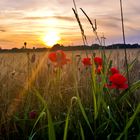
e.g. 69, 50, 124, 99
0, 49, 140, 140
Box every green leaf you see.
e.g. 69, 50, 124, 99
29, 110, 46, 139
77, 97, 94, 135
63, 107, 71, 140
123, 57, 138, 75
47, 110, 56, 140
79, 122, 85, 140
116, 103, 140, 140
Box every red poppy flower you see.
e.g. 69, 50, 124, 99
107, 73, 128, 90
56, 58, 70, 66
48, 52, 57, 62
95, 65, 102, 74
110, 67, 119, 75
94, 57, 102, 65
48, 50, 69, 66
56, 50, 66, 61
82, 57, 92, 66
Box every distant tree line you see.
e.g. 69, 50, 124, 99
0, 43, 139, 53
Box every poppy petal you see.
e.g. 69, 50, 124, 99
48, 52, 57, 62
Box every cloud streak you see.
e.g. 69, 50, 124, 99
0, 29, 6, 32
22, 16, 75, 22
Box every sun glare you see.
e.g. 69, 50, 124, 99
42, 31, 60, 48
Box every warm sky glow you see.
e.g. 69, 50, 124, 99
0, 0, 140, 49
42, 30, 60, 47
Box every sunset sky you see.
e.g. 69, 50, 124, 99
0, 0, 140, 49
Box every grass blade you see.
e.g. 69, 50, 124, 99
77, 96, 94, 135
116, 80, 140, 102
63, 107, 71, 140
116, 103, 140, 140
47, 110, 56, 140
79, 122, 85, 140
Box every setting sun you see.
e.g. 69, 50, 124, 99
42, 31, 60, 48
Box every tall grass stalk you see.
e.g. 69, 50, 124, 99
80, 8, 102, 46
72, 0, 89, 57
72, 8, 88, 46
120, 0, 130, 87
72, 0, 87, 46
79, 8, 106, 62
